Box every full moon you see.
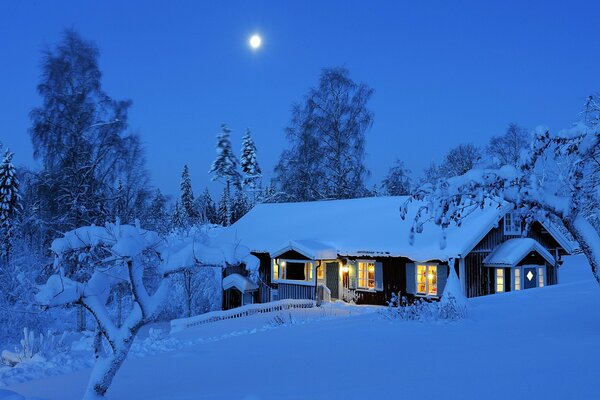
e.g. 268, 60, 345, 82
249, 34, 262, 49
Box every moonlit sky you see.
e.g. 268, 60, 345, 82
1, 1, 599, 198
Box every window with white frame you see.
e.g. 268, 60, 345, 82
358, 261, 375, 290
538, 266, 545, 287
503, 212, 522, 235
416, 264, 438, 296
513, 268, 521, 291
496, 268, 505, 293
272, 259, 313, 283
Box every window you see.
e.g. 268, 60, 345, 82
504, 212, 522, 235
538, 267, 545, 287
273, 259, 313, 282
514, 268, 521, 291
496, 268, 504, 293
416, 264, 437, 296
358, 261, 375, 290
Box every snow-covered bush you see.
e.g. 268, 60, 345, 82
385, 269, 467, 322
1, 328, 67, 367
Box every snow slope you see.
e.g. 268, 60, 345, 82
4, 255, 600, 400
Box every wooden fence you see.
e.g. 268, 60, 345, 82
170, 299, 315, 333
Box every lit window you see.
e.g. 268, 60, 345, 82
358, 261, 375, 290
416, 265, 437, 296
504, 213, 522, 235
273, 260, 279, 281
496, 268, 504, 293
538, 267, 545, 287
273, 259, 314, 282
306, 262, 314, 280
514, 268, 521, 291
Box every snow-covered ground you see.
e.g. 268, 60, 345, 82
3, 254, 600, 399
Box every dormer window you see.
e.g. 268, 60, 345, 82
504, 212, 522, 235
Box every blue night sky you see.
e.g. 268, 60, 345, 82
0, 0, 598, 197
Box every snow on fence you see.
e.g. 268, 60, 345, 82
170, 299, 315, 333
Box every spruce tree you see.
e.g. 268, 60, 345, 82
231, 189, 250, 224
179, 165, 197, 226
201, 188, 218, 225
171, 201, 185, 231
0, 151, 21, 261
146, 189, 169, 235
217, 185, 231, 226
240, 129, 262, 194
209, 124, 242, 189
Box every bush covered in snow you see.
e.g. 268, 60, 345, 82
385, 267, 467, 322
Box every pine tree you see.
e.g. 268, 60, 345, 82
217, 185, 231, 226
200, 188, 218, 225
171, 201, 185, 231
240, 129, 262, 195
179, 165, 197, 227
0, 151, 21, 261
209, 124, 242, 189
231, 189, 250, 224
146, 189, 169, 235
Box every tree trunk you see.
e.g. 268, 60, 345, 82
563, 215, 600, 285
83, 335, 136, 399
77, 305, 86, 332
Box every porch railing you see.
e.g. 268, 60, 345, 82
170, 299, 315, 333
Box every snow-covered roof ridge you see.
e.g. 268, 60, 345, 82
222, 273, 259, 292
271, 239, 337, 260
483, 238, 555, 267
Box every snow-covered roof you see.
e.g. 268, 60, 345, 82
539, 220, 577, 254
217, 196, 510, 262
483, 238, 555, 267
271, 240, 337, 260
222, 273, 259, 292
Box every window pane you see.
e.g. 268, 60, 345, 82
368, 263, 375, 289
273, 260, 279, 281
428, 266, 437, 295
417, 265, 427, 294
286, 262, 306, 280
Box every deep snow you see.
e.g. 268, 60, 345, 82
3, 254, 600, 400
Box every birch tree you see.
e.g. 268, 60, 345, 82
275, 67, 374, 201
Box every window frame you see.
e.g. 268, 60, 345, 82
496, 268, 505, 293
357, 260, 376, 291
503, 212, 522, 236
272, 258, 315, 286
415, 263, 439, 297
538, 266, 545, 288
513, 267, 521, 291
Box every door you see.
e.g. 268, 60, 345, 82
326, 262, 339, 299
523, 266, 537, 290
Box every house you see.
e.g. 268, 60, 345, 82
216, 196, 574, 308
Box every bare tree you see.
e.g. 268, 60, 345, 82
275, 67, 374, 201
486, 123, 530, 167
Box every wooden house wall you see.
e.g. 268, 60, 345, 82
465, 218, 559, 298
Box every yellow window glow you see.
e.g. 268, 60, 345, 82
496, 268, 504, 293
417, 265, 427, 294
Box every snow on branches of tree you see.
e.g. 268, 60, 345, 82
35, 221, 258, 398
402, 123, 600, 284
